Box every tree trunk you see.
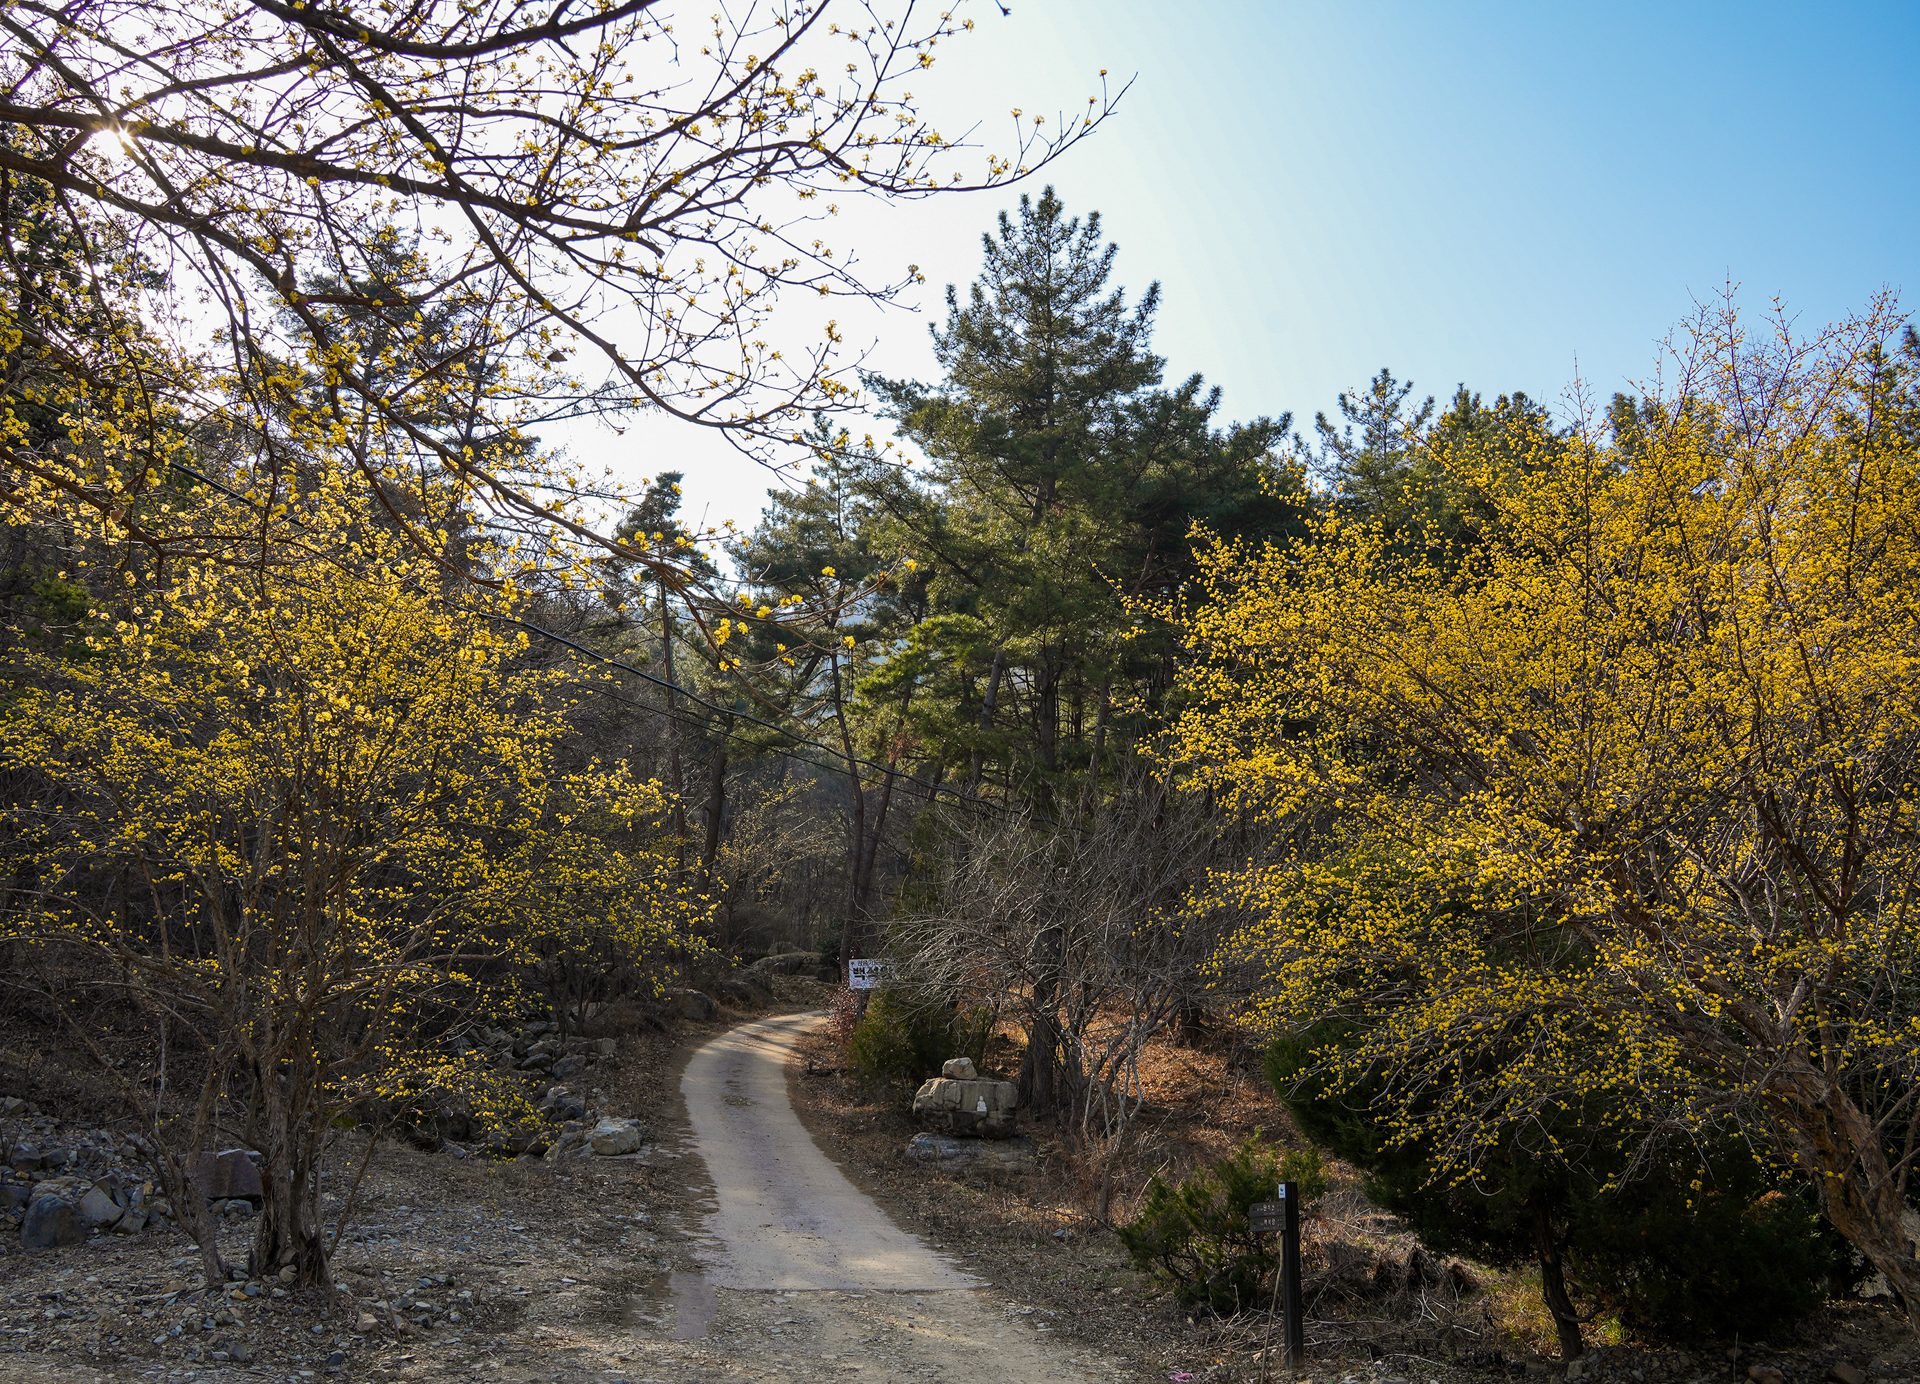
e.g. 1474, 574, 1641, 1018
1530, 1203, 1584, 1361
829, 652, 865, 982
855, 760, 897, 915
1774, 1071, 1920, 1330
249, 1054, 331, 1286
1017, 924, 1064, 1119
700, 731, 729, 886
661, 590, 687, 870
966, 647, 1005, 798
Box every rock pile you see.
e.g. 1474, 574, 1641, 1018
417, 1019, 648, 1161
910, 1057, 1020, 1138
2, 1107, 207, 1249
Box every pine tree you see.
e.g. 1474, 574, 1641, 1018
870, 189, 1301, 804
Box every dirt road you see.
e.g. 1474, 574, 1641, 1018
665, 1010, 1111, 1382
0, 1009, 1127, 1384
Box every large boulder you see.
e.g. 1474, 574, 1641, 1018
193, 1149, 263, 1202
21, 1194, 82, 1249
714, 976, 771, 1007
664, 989, 716, 1022
748, 952, 820, 976
911, 1077, 1019, 1138
941, 1057, 978, 1080
589, 1117, 643, 1156
905, 1132, 1035, 1170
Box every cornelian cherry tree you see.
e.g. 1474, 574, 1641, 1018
0, 0, 1115, 569
1167, 297, 1920, 1327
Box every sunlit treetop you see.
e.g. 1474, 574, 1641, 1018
0, 0, 1119, 572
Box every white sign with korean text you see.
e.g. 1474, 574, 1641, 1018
847, 958, 889, 990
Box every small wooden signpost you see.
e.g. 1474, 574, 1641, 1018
1249, 1180, 1305, 1380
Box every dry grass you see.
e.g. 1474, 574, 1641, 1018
782, 1007, 1568, 1381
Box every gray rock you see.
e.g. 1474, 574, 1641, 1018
21, 1194, 83, 1249
550, 1054, 588, 1079
665, 988, 716, 1021
940, 1057, 978, 1080
78, 1186, 122, 1227
1, 1184, 31, 1211
589, 1117, 643, 1156
748, 952, 820, 975
519, 1052, 555, 1073
193, 1149, 263, 1201
911, 1077, 1019, 1137
714, 977, 764, 1006
904, 1132, 1035, 1170
1831, 1365, 1868, 1384
542, 1128, 593, 1161
112, 1205, 147, 1234
8, 1143, 42, 1173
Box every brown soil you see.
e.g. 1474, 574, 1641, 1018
1, 985, 1915, 1384
779, 1006, 1920, 1384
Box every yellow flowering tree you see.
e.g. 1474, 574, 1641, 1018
0, 467, 704, 1286
1165, 298, 1920, 1326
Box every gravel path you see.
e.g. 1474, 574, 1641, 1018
0, 1009, 1128, 1384
682, 1012, 978, 1293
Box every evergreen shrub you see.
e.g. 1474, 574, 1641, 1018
1117, 1135, 1326, 1315
843, 991, 991, 1100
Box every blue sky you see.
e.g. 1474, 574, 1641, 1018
587, 0, 1919, 535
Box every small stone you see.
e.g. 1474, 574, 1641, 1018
354, 1312, 377, 1333
1747, 1368, 1785, 1384
230, 1340, 254, 1364
940, 1057, 978, 1080
326, 1350, 346, 1370
279, 1265, 297, 1283
79, 1186, 122, 1227
1831, 1366, 1868, 1384
589, 1117, 644, 1156
551, 1054, 589, 1079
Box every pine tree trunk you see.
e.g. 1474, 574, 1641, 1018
700, 735, 728, 885
1018, 925, 1064, 1119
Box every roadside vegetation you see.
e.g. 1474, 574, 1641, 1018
0, 0, 1914, 1366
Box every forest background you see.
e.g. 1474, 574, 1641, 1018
0, 0, 1915, 1365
